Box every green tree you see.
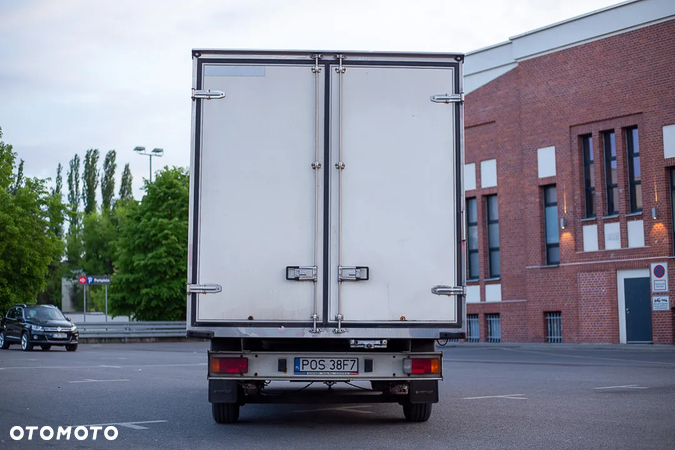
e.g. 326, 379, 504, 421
119, 163, 133, 201
82, 148, 100, 215
0, 129, 63, 312
101, 150, 117, 214
37, 163, 67, 305
82, 211, 116, 276
110, 167, 189, 320
66, 154, 83, 268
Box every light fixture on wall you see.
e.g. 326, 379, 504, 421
560, 217, 566, 230
652, 207, 658, 220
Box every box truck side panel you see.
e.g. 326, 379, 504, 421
330, 66, 458, 323
196, 63, 323, 322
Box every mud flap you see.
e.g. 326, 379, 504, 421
409, 380, 439, 404
209, 380, 239, 403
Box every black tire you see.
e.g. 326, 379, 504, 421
41, 345, 52, 351
65, 344, 78, 352
0, 331, 10, 349
21, 332, 34, 352
403, 403, 432, 422
212, 402, 240, 424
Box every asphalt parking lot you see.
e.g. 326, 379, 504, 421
1, 341, 674, 449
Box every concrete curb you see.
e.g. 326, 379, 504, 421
436, 342, 675, 351
79, 337, 206, 344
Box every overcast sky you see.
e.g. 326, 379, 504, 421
0, 0, 623, 200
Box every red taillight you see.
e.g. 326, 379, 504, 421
406, 358, 441, 375
211, 357, 248, 374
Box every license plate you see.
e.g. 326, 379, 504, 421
294, 358, 359, 375
52, 333, 67, 339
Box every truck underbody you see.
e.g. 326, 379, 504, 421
208, 337, 441, 423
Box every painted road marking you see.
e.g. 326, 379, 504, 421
464, 394, 527, 400
294, 405, 373, 414
74, 420, 167, 430
0, 363, 207, 370
68, 379, 131, 383
594, 385, 648, 390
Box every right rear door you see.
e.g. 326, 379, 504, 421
329, 60, 461, 326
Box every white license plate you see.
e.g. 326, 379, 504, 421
52, 333, 67, 339
294, 358, 358, 375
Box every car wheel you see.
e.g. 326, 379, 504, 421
41, 345, 52, 351
21, 332, 34, 352
0, 331, 10, 349
402, 403, 432, 422
66, 344, 78, 352
212, 403, 240, 424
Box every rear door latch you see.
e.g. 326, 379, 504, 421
338, 266, 369, 281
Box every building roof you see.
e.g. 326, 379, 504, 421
464, 0, 675, 93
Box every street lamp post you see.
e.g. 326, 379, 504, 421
133, 146, 164, 182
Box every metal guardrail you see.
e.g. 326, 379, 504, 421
76, 322, 186, 339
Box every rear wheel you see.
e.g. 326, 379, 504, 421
402, 403, 432, 422
21, 332, 34, 352
41, 345, 52, 351
0, 331, 10, 349
212, 402, 240, 424
65, 344, 78, 352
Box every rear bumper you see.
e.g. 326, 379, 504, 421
207, 350, 443, 382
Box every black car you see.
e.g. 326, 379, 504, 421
0, 304, 79, 351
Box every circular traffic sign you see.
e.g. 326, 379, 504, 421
654, 264, 666, 278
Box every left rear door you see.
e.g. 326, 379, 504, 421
190, 59, 325, 325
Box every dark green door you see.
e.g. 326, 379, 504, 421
624, 277, 652, 343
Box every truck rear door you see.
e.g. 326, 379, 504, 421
329, 60, 461, 325
188, 52, 464, 335
190, 58, 324, 324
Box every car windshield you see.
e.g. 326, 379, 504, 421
25, 307, 66, 321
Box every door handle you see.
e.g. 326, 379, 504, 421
626, 308, 630, 314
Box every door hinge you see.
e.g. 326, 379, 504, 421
430, 93, 463, 104
187, 284, 222, 294
286, 266, 317, 281
431, 285, 465, 296
192, 89, 226, 100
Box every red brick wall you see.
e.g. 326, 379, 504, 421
577, 271, 619, 343
465, 19, 675, 344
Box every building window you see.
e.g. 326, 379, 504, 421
544, 185, 560, 265
466, 198, 479, 280
486, 313, 501, 343
486, 195, 500, 278
626, 127, 642, 213
467, 314, 479, 343
603, 131, 618, 216
545, 311, 563, 343
582, 134, 595, 218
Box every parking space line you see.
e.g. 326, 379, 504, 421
74, 420, 167, 430
68, 379, 131, 383
463, 394, 527, 400
594, 385, 648, 390
0, 363, 207, 370
294, 405, 373, 414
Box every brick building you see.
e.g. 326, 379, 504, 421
462, 0, 675, 343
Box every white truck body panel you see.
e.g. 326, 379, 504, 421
331, 66, 458, 322
196, 64, 322, 322
187, 50, 465, 339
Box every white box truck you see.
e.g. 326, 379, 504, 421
187, 50, 466, 423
